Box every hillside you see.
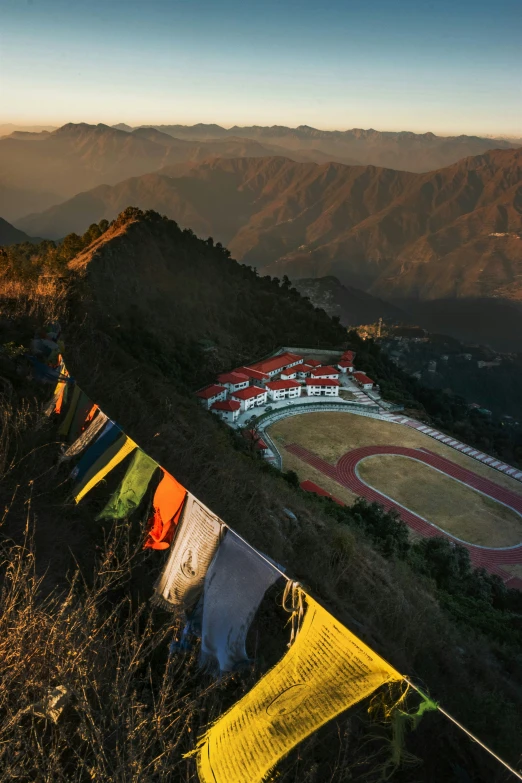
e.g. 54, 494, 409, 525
3, 208, 522, 782
0, 216, 40, 246
293, 276, 406, 326
133, 123, 520, 172
19, 150, 522, 307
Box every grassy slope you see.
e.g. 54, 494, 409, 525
2, 208, 522, 782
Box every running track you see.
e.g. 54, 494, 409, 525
287, 443, 522, 586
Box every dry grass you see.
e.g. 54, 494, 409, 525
0, 508, 228, 783
268, 412, 522, 496
0, 275, 68, 322
358, 455, 522, 547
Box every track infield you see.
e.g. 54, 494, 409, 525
268, 412, 522, 581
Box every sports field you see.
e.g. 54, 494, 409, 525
269, 412, 522, 495
358, 455, 522, 547
268, 411, 522, 550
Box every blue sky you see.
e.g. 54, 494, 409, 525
1, 0, 520, 136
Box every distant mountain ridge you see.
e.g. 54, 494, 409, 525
127, 122, 520, 173
17, 149, 522, 304
0, 122, 357, 222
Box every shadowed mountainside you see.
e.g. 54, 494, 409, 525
18, 150, 522, 305
293, 276, 406, 326
0, 216, 40, 246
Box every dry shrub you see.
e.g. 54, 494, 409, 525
0, 274, 68, 323
0, 503, 230, 783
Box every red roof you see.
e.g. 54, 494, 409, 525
300, 480, 345, 506
305, 378, 340, 387
242, 429, 269, 450
305, 359, 322, 367
196, 384, 227, 399
338, 360, 354, 368
211, 399, 241, 412
230, 385, 267, 400
266, 379, 301, 391
248, 351, 302, 375
217, 371, 249, 384
281, 368, 297, 376
353, 372, 374, 385
342, 351, 356, 361
237, 366, 270, 381
292, 364, 311, 374
311, 365, 339, 377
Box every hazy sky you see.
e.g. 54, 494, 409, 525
1, 0, 521, 136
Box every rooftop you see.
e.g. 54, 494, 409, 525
217, 371, 249, 384
211, 399, 241, 411
353, 372, 374, 385
305, 378, 340, 387
230, 385, 267, 400
196, 384, 227, 399
237, 366, 270, 381
311, 365, 339, 376
266, 379, 301, 391
248, 351, 303, 375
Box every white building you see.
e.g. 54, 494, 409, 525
280, 368, 297, 380
210, 399, 241, 423
247, 351, 303, 378
337, 360, 354, 374
293, 363, 313, 378
235, 366, 270, 385
305, 378, 340, 397
310, 365, 340, 381
265, 379, 302, 401
230, 385, 268, 412
217, 371, 250, 393
195, 384, 228, 410
353, 372, 374, 390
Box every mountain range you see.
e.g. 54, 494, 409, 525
17, 149, 522, 303
1, 122, 519, 224
0, 123, 356, 222
114, 122, 520, 173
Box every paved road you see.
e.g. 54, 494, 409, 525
286, 442, 522, 586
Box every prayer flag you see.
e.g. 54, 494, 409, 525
68, 391, 96, 442
59, 411, 108, 462
58, 384, 81, 437
98, 449, 158, 520
144, 469, 187, 550
199, 531, 282, 673
71, 421, 119, 482
152, 492, 222, 614
73, 433, 137, 504
194, 593, 402, 783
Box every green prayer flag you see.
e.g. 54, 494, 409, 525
97, 449, 158, 520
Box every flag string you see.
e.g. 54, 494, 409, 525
54, 380, 522, 782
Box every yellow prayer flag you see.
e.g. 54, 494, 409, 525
195, 593, 402, 783
58, 384, 81, 437
74, 435, 137, 504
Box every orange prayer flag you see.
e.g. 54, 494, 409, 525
83, 404, 98, 429
144, 469, 187, 550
